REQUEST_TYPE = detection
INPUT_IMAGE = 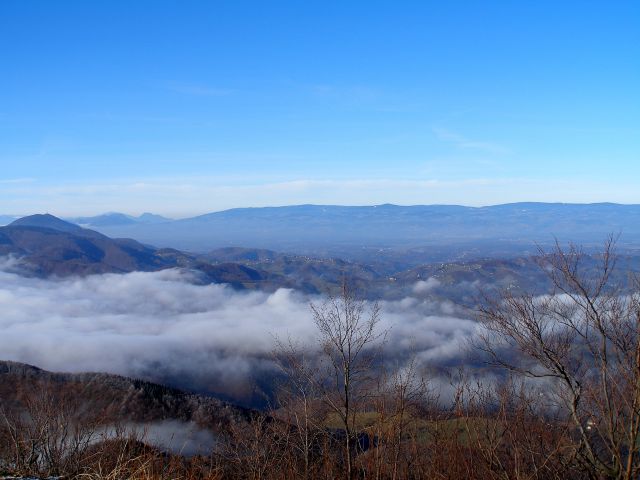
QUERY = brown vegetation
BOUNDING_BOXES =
[2,239,639,479]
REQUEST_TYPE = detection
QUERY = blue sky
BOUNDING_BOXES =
[1,1,638,216]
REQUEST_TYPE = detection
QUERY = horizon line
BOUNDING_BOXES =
[4,200,640,222]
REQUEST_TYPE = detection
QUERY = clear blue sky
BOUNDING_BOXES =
[1,1,638,216]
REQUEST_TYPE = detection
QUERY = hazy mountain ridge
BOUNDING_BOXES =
[0,215,279,284]
[0,215,171,276]
[4,209,640,301]
[51,203,640,259]
[70,212,172,228]
[0,215,19,226]
[10,213,87,234]
[202,247,383,295]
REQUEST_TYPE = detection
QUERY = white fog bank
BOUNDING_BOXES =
[0,260,478,403]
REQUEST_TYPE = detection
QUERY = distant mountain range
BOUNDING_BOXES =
[0,214,378,294]
[33,203,640,262]
[0,215,295,289]
[69,212,172,227]
[3,212,640,302]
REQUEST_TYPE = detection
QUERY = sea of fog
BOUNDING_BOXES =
[0,257,480,406]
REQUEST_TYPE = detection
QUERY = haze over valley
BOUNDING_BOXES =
[2,205,640,408]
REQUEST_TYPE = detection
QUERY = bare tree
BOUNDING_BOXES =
[272,336,328,480]
[221,412,281,480]
[311,283,385,480]
[476,238,640,479]
[452,372,574,480]
[365,353,429,480]
[0,380,104,478]
[387,355,429,480]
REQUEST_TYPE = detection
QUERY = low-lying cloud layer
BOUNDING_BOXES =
[101,421,219,457]
[0,259,478,405]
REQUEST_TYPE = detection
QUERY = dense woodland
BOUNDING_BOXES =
[2,240,640,480]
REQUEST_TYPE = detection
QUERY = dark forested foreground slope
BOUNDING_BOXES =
[0,361,256,478]
[0,360,252,432]
[0,358,558,479]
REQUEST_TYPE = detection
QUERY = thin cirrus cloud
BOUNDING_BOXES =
[433,127,511,155]
[167,82,235,97]
[3,176,638,217]
[308,84,382,103]
[0,177,36,185]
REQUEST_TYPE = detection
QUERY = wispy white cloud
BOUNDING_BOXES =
[433,127,511,155]
[309,84,381,102]
[3,175,639,217]
[304,83,420,113]
[0,177,36,184]
[168,82,234,96]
